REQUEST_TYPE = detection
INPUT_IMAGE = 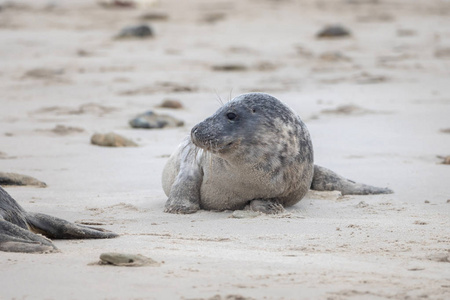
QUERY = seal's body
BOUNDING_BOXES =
[0,186,118,253]
[163,93,392,214]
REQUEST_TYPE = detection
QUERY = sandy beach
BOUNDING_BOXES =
[1,0,449,299]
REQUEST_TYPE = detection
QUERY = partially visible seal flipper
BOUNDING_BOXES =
[25,213,119,239]
[0,219,57,253]
[1,186,118,253]
[246,199,285,214]
[165,172,202,213]
[311,165,393,195]
[164,143,203,214]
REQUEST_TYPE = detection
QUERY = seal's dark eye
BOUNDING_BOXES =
[226,112,236,120]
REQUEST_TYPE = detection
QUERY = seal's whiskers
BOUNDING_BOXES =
[228,88,233,103]
[214,90,224,107]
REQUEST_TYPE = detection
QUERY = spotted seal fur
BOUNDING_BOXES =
[162,93,392,214]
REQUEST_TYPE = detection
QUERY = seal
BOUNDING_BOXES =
[162,93,392,214]
[0,186,118,253]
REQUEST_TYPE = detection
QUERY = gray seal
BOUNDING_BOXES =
[0,186,118,253]
[162,93,392,214]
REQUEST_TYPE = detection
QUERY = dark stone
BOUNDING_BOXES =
[129,111,184,129]
[139,12,169,21]
[91,132,138,147]
[317,25,351,38]
[158,99,183,109]
[116,25,153,39]
[98,252,159,267]
[212,64,248,72]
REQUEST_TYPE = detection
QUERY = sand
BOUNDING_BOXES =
[0,0,449,299]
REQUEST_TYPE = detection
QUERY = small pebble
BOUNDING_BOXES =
[77,49,91,57]
[200,12,226,24]
[424,200,430,204]
[212,64,248,72]
[23,68,64,79]
[434,47,450,59]
[129,111,184,129]
[427,253,450,263]
[355,73,388,84]
[140,12,169,21]
[158,99,183,109]
[407,267,425,271]
[317,25,351,38]
[116,25,153,39]
[98,0,136,8]
[91,132,138,147]
[98,252,159,267]
[413,220,428,225]
[319,51,351,62]
[396,28,416,37]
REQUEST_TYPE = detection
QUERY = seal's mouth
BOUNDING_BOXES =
[191,123,239,154]
[194,139,233,153]
[191,131,236,153]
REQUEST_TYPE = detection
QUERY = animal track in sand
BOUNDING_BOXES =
[320,104,391,116]
[86,202,145,217]
[33,103,117,117]
[119,82,197,96]
[35,125,85,136]
[0,151,17,159]
[22,68,70,84]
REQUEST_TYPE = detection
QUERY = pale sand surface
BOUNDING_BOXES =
[0,0,449,299]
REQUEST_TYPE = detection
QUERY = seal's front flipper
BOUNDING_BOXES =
[26,213,118,239]
[164,142,203,214]
[164,167,202,214]
[164,174,201,214]
[0,219,56,253]
[246,199,285,214]
[311,165,393,195]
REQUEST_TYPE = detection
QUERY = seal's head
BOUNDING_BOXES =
[191,93,313,167]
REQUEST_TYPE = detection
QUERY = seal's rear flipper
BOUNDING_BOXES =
[245,199,285,214]
[0,219,56,253]
[311,165,393,195]
[26,213,119,240]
